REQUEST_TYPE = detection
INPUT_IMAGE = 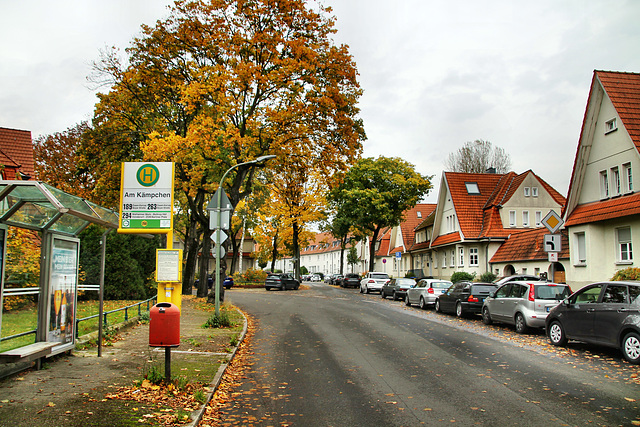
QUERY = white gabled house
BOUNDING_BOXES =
[563,70,640,289]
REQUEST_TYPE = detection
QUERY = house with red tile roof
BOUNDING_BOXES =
[563,70,640,289]
[297,231,367,276]
[425,170,565,281]
[0,127,34,180]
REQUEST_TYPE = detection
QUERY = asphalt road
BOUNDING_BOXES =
[223,282,640,426]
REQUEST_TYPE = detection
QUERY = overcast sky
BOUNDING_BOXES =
[2,1,640,202]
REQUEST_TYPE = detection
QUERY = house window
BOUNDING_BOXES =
[450,250,455,267]
[509,210,516,227]
[600,170,609,199]
[535,211,542,227]
[522,268,527,274]
[624,163,633,193]
[434,253,438,268]
[469,248,478,266]
[442,253,446,268]
[605,118,617,134]
[575,232,586,265]
[534,267,540,276]
[417,211,422,218]
[465,182,480,194]
[524,187,530,197]
[523,211,530,227]
[617,227,633,263]
[459,248,464,266]
[611,167,620,196]
[531,187,538,197]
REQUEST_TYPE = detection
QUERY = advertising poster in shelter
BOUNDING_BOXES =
[47,237,79,346]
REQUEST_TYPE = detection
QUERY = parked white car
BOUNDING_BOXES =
[406,279,453,309]
[360,272,390,294]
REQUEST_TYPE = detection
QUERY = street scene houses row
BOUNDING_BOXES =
[289,70,640,291]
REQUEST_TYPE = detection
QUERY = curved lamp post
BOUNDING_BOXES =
[213,155,276,315]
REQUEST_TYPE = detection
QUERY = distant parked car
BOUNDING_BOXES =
[310,274,322,282]
[330,274,343,286]
[195,274,214,289]
[406,279,453,309]
[265,273,300,291]
[381,278,416,301]
[341,273,361,288]
[482,281,571,333]
[223,276,234,289]
[435,282,498,317]
[546,281,640,364]
[360,272,390,294]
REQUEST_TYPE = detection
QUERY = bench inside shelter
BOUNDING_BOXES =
[0,342,58,364]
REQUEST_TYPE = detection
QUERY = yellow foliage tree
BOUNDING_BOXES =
[3,227,40,311]
[85,0,365,298]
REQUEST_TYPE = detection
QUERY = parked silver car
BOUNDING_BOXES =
[482,281,572,333]
[406,279,453,309]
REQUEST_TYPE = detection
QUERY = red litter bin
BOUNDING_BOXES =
[149,303,180,347]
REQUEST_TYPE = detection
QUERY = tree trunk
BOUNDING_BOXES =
[197,229,212,297]
[238,216,246,274]
[339,235,347,275]
[368,227,381,272]
[181,216,200,295]
[270,229,279,272]
[292,221,300,280]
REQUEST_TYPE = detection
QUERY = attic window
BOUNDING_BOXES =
[605,118,617,134]
[465,182,480,194]
[417,211,422,218]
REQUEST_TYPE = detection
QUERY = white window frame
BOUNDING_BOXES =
[611,166,620,196]
[605,118,618,134]
[509,210,516,227]
[450,250,455,267]
[617,227,633,263]
[524,187,530,197]
[442,253,447,268]
[624,163,633,193]
[531,187,538,197]
[600,170,609,199]
[574,232,586,265]
[469,248,479,266]
[459,247,464,266]
[522,211,529,227]
[535,211,542,227]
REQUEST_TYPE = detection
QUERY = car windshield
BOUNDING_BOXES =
[535,284,571,300]
[267,275,281,279]
[397,279,415,285]
[371,273,390,279]
[431,281,452,289]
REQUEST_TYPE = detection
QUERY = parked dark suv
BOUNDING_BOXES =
[435,282,498,317]
[265,273,300,291]
[546,281,640,364]
[340,273,361,288]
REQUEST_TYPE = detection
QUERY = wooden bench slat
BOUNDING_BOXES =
[0,342,58,363]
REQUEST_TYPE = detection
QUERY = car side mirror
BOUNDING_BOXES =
[488,291,495,298]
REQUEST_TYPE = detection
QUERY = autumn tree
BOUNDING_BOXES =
[33,122,95,200]
[444,139,511,174]
[329,157,432,272]
[86,0,364,297]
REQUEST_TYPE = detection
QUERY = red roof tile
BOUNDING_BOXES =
[431,232,461,247]
[491,228,569,263]
[565,193,640,227]
[400,204,436,249]
[0,127,34,179]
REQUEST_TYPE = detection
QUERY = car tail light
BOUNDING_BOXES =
[428,288,434,294]
[468,296,479,302]
[368,279,375,284]
[528,285,535,301]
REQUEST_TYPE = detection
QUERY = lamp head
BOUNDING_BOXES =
[254,155,277,164]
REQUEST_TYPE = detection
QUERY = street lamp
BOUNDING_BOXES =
[213,155,276,315]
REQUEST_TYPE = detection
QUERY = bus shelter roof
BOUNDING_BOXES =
[0,181,118,236]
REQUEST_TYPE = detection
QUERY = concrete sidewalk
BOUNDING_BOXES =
[0,295,246,427]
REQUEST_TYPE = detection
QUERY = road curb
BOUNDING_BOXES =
[186,306,248,427]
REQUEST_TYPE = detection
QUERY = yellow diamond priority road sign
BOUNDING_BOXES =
[542,210,564,233]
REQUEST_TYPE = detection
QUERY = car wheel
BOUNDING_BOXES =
[405,296,411,306]
[622,332,640,364]
[515,313,528,334]
[281,284,286,291]
[455,302,464,318]
[435,299,441,313]
[548,320,567,346]
[360,286,363,293]
[419,297,427,310]
[393,291,398,301]
[366,287,370,294]
[381,291,386,299]
[482,306,492,325]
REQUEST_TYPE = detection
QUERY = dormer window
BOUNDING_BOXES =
[605,118,617,134]
[465,182,480,194]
